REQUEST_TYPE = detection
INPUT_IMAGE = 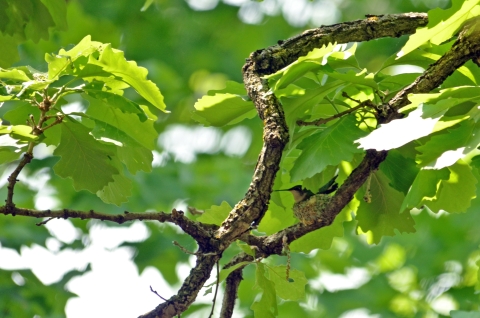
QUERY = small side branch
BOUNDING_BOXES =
[1,206,173,224]
[150,286,168,302]
[6,153,33,213]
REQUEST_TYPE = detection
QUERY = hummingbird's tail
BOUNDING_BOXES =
[317,175,338,194]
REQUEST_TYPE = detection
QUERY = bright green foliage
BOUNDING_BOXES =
[192,81,256,126]
[0,36,165,205]
[399,0,480,57]
[290,115,368,181]
[197,201,232,225]
[3,0,480,317]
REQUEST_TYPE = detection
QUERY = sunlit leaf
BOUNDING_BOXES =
[290,115,367,181]
[88,44,167,112]
[197,201,232,225]
[357,107,445,151]
[416,120,480,168]
[192,93,256,127]
[399,0,480,57]
[265,43,335,90]
[426,160,477,213]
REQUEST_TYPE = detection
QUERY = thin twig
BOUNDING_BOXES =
[297,104,365,126]
[6,153,34,213]
[149,286,167,301]
[36,217,54,226]
[297,94,377,127]
[208,261,220,318]
[172,241,218,256]
[173,241,197,255]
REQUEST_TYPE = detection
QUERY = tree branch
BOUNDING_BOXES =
[138,253,221,318]
[220,266,245,318]
[0,206,217,247]
[215,12,429,243]
[238,20,480,258]
[5,153,33,212]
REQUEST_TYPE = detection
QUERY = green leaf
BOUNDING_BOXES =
[280,79,346,128]
[41,0,68,31]
[0,33,20,67]
[197,201,232,225]
[192,93,256,127]
[0,146,22,164]
[88,44,167,112]
[237,241,256,256]
[416,120,480,168]
[84,94,157,150]
[399,0,480,57]
[205,261,252,288]
[267,265,307,301]
[53,118,118,193]
[96,174,133,205]
[400,168,450,212]
[258,200,296,235]
[404,86,480,113]
[426,160,477,213]
[379,150,419,195]
[323,68,377,90]
[0,68,31,81]
[84,86,148,121]
[265,43,335,90]
[117,144,153,174]
[0,124,38,142]
[251,263,277,318]
[56,35,104,62]
[356,170,415,244]
[290,115,367,181]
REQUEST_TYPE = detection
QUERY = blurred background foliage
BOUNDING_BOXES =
[2,0,480,317]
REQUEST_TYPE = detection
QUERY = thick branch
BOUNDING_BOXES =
[239,21,480,256]
[138,253,221,318]
[215,13,429,243]
[220,267,245,318]
[251,13,428,75]
[0,206,217,246]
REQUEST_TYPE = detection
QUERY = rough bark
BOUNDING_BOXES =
[5,12,480,318]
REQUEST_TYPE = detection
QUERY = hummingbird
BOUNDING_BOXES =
[275,175,338,225]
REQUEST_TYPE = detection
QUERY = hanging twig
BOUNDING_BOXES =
[149,286,167,301]
[208,261,220,318]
